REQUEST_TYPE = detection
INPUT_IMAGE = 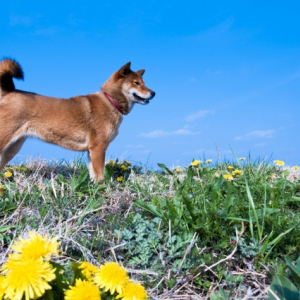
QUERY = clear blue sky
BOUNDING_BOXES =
[1,1,300,168]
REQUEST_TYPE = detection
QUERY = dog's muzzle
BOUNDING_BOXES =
[133,90,156,105]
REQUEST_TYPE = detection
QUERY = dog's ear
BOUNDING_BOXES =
[118,62,132,78]
[136,69,145,76]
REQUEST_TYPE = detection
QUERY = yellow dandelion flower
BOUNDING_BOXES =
[1,257,56,300]
[14,166,20,171]
[116,281,148,300]
[274,160,284,166]
[79,262,99,280]
[0,276,5,299]
[232,170,242,176]
[4,171,12,178]
[108,159,114,164]
[205,159,212,164]
[94,262,129,295]
[227,166,234,170]
[117,176,123,182]
[239,158,245,161]
[214,172,220,178]
[191,160,202,167]
[10,231,60,260]
[223,174,233,181]
[175,166,181,172]
[20,167,27,172]
[121,165,127,171]
[292,166,298,170]
[65,279,101,300]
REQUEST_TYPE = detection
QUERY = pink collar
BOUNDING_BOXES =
[103,92,123,114]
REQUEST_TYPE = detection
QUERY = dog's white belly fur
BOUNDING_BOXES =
[9,125,89,152]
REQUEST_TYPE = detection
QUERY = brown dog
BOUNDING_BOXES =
[0,58,155,182]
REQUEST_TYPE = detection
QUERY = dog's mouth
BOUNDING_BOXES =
[133,93,150,105]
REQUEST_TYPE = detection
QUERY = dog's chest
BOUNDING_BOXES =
[108,115,123,141]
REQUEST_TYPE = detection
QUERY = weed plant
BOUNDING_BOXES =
[0,158,299,299]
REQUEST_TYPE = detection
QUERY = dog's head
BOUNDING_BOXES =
[117,62,155,105]
[101,62,155,114]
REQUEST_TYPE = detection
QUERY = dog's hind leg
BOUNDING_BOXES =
[0,137,27,170]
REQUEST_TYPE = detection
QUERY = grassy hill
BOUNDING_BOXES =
[0,158,299,299]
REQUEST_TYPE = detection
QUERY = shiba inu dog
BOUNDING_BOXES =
[0,58,155,182]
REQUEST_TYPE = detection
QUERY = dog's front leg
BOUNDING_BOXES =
[88,144,107,183]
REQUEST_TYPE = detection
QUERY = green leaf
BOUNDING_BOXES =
[50,261,69,292]
[74,169,89,190]
[157,163,173,175]
[210,292,222,300]
[269,274,300,300]
[39,290,54,300]
[173,186,184,206]
[210,175,224,202]
[226,217,249,222]
[70,262,86,285]
[182,194,197,223]
[219,286,228,299]
[283,170,290,177]
[259,231,274,255]
[185,167,194,183]
[214,174,224,190]
[265,227,295,259]
[291,196,300,202]
[165,200,180,226]
[104,165,114,183]
[0,202,17,213]
[70,175,78,188]
[92,183,106,197]
[0,225,13,233]
[247,208,279,220]
[57,174,67,183]
[285,256,300,290]
[134,199,164,220]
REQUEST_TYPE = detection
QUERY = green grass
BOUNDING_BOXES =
[0,158,300,299]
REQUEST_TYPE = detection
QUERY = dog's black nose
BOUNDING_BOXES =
[151,91,156,98]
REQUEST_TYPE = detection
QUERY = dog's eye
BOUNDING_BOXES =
[134,81,140,85]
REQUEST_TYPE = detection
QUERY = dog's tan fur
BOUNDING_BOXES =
[0,58,155,182]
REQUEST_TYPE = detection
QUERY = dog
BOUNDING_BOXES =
[0,58,155,182]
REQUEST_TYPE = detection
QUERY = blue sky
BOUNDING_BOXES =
[1,1,300,168]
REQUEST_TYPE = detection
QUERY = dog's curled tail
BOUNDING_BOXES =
[0,58,24,97]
